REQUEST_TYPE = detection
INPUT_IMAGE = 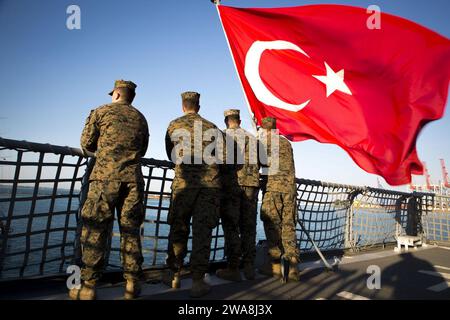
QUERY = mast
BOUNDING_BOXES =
[212,0,259,134]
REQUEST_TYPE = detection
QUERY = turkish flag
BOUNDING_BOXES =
[218,5,450,186]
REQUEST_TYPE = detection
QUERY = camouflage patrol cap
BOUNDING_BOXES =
[181,91,201,105]
[261,117,277,129]
[224,109,240,118]
[108,80,137,96]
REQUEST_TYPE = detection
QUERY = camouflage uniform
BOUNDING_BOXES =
[221,110,260,268]
[165,92,223,278]
[259,118,299,262]
[80,80,149,282]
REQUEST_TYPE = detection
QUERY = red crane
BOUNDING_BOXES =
[423,162,432,191]
[441,159,450,188]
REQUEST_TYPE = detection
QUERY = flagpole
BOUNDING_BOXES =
[211,0,339,273]
[212,0,259,135]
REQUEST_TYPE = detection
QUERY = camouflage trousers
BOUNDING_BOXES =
[221,186,259,268]
[260,191,299,261]
[166,188,220,277]
[80,180,145,282]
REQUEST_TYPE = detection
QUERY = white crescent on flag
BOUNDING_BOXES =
[244,40,311,112]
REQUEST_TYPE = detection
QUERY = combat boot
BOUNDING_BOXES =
[68,280,97,300]
[124,279,142,300]
[162,269,181,289]
[190,274,210,298]
[243,263,256,280]
[216,267,242,282]
[272,262,282,277]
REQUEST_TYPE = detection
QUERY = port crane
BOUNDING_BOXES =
[409,159,449,195]
[441,159,450,188]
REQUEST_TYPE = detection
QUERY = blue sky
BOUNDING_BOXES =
[0,0,448,189]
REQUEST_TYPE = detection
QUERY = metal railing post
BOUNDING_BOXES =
[406,196,419,237]
[344,205,353,251]
[344,190,360,251]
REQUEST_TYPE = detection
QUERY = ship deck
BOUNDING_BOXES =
[1,245,449,300]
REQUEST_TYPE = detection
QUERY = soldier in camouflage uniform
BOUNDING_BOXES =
[164,92,223,298]
[258,117,300,281]
[69,80,149,300]
[216,109,260,282]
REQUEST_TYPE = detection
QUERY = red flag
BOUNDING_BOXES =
[217,4,450,186]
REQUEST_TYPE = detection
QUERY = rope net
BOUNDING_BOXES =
[0,144,85,279]
[0,138,448,281]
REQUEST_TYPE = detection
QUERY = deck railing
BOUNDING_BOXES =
[0,137,448,281]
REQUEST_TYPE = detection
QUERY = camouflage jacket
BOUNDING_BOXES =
[81,102,149,182]
[165,112,222,190]
[259,131,296,194]
[223,127,260,188]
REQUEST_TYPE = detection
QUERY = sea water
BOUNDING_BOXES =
[0,185,415,278]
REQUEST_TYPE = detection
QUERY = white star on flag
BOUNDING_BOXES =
[313,62,352,97]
